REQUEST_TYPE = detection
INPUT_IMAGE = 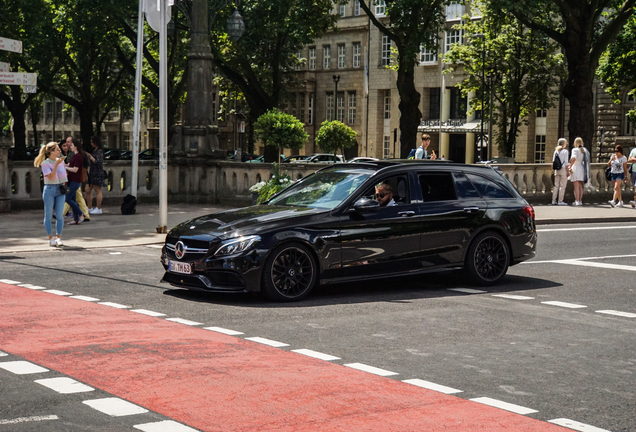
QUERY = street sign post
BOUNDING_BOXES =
[0,37,23,54]
[0,72,37,86]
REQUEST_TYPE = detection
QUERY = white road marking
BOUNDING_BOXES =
[344,363,399,377]
[98,302,130,309]
[292,349,340,361]
[0,351,7,357]
[470,397,538,415]
[492,294,535,300]
[542,301,587,309]
[19,285,46,290]
[548,418,611,432]
[596,310,636,318]
[35,377,94,394]
[42,289,72,296]
[448,288,488,294]
[166,318,202,326]
[245,337,290,348]
[0,415,58,425]
[146,244,163,248]
[109,252,122,255]
[553,260,636,272]
[402,378,463,394]
[82,398,148,417]
[526,254,636,264]
[538,225,636,232]
[134,420,200,432]
[132,309,166,317]
[204,327,244,335]
[70,295,99,302]
[0,361,49,375]
[0,279,21,284]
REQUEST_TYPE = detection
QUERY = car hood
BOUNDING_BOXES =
[168,205,329,239]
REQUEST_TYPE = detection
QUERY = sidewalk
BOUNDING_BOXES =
[1,201,635,254]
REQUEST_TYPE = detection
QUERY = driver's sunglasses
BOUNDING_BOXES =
[375,193,389,198]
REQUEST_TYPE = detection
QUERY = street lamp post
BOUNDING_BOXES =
[472,33,486,162]
[333,75,340,120]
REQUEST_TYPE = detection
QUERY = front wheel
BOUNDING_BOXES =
[262,243,318,302]
[465,231,510,286]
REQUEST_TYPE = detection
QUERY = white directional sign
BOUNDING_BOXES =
[0,37,23,54]
[0,72,37,86]
[0,62,9,72]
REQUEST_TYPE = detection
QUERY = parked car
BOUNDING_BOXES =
[245,155,265,163]
[349,157,379,163]
[139,148,159,160]
[281,155,308,163]
[103,149,122,160]
[229,152,259,162]
[296,153,345,164]
[161,160,537,302]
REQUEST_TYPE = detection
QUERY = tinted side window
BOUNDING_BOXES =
[453,172,480,199]
[466,173,513,199]
[362,175,410,205]
[419,173,457,202]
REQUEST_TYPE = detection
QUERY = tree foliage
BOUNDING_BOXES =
[254,109,308,158]
[315,120,357,155]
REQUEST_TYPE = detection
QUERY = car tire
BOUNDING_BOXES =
[465,231,510,286]
[262,243,318,302]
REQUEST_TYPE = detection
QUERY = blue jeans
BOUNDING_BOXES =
[43,184,65,236]
[65,181,82,222]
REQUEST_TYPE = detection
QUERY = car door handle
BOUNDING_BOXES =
[463,207,480,213]
[398,211,416,217]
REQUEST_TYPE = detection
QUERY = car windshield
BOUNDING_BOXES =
[268,168,373,209]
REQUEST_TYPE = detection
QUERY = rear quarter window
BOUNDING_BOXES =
[419,173,457,202]
[465,173,514,199]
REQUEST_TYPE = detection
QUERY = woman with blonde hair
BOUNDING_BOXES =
[34,142,68,246]
[568,137,588,206]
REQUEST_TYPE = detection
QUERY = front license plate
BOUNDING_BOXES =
[169,261,192,275]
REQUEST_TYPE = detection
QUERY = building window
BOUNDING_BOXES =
[338,44,346,68]
[383,135,390,158]
[326,92,334,121]
[419,39,438,64]
[290,93,297,118]
[55,101,63,122]
[348,92,357,125]
[337,92,345,122]
[309,47,316,70]
[352,42,361,68]
[381,35,391,66]
[323,45,331,69]
[429,88,440,120]
[450,87,467,119]
[445,29,462,53]
[299,93,305,123]
[384,90,391,119]
[534,135,546,163]
[354,0,361,15]
[124,134,131,149]
[536,108,547,118]
[340,3,346,17]
[375,0,386,16]
[308,93,314,125]
[446,1,462,21]
[294,51,303,70]
[626,113,635,136]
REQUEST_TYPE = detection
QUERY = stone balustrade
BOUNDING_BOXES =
[7,160,626,210]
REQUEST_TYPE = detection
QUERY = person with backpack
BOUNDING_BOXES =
[551,138,569,205]
[415,135,436,159]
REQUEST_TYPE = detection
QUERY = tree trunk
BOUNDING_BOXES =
[562,54,595,153]
[78,102,95,148]
[396,61,421,158]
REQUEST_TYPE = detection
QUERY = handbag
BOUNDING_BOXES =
[59,184,69,194]
[81,167,88,183]
[605,166,612,181]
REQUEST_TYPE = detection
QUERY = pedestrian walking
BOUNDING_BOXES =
[62,137,90,222]
[568,137,588,206]
[64,140,86,225]
[85,136,106,215]
[628,145,636,208]
[551,138,569,206]
[34,142,67,247]
[608,144,628,207]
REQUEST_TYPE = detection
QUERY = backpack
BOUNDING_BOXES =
[407,148,417,159]
[552,151,563,170]
[121,194,137,215]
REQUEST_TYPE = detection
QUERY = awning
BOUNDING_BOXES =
[418,120,488,134]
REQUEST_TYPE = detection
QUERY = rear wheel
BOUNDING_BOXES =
[262,243,318,302]
[465,231,509,285]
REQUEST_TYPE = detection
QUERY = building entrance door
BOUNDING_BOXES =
[449,134,466,163]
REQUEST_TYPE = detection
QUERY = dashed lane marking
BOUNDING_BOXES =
[165,318,202,326]
[19,285,46,290]
[344,363,399,377]
[402,378,463,394]
[537,226,636,232]
[548,418,611,432]
[98,302,130,309]
[35,377,94,394]
[596,310,636,318]
[0,360,49,374]
[70,295,99,302]
[0,279,21,284]
[134,420,200,432]
[83,398,148,417]
[245,337,290,347]
[448,288,488,294]
[0,415,58,425]
[292,349,340,361]
[470,397,538,415]
[0,351,7,357]
[203,326,244,335]
[492,294,535,300]
[42,289,72,296]
[132,309,166,317]
[541,301,587,309]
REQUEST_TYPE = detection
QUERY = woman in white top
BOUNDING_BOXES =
[568,137,587,206]
[608,144,628,207]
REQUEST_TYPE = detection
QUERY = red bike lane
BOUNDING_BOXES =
[0,283,567,431]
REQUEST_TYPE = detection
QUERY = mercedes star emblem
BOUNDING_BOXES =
[175,241,186,259]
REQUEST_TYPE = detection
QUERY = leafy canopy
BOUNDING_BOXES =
[315,120,357,155]
[254,109,308,151]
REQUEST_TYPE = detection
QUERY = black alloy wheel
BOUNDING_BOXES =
[466,231,510,285]
[262,243,317,302]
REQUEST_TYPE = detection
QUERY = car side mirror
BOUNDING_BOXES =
[351,197,380,213]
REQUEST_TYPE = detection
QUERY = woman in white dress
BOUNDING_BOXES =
[568,137,587,206]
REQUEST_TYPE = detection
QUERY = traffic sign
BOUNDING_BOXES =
[0,37,23,54]
[0,72,37,86]
[0,61,9,72]
[23,85,37,93]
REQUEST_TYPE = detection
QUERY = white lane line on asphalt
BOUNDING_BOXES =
[165,318,202,326]
[203,327,244,335]
[402,378,463,394]
[19,285,46,290]
[42,289,72,296]
[542,301,587,309]
[596,310,636,318]
[98,302,130,309]
[0,415,58,425]
[134,420,200,432]
[292,349,341,361]
[492,294,535,300]
[70,295,99,302]
[109,252,122,255]
[538,225,636,232]
[448,288,488,294]
[0,351,7,357]
[35,377,94,394]
[548,418,611,432]
[526,254,636,264]
[146,245,163,249]
[0,361,49,375]
[344,363,399,377]
[470,397,538,415]
[83,398,148,417]
[132,309,166,317]
[553,260,636,272]
[245,337,290,348]
[0,279,21,284]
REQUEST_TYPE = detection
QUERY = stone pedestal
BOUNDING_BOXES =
[0,136,12,213]
[169,124,224,158]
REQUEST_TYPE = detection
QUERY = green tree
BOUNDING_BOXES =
[315,120,357,156]
[254,109,308,161]
[489,0,636,153]
[444,2,564,157]
[358,0,447,158]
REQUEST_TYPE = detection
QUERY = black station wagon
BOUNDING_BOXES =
[161,161,537,301]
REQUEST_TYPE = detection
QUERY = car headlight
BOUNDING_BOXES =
[214,235,261,257]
